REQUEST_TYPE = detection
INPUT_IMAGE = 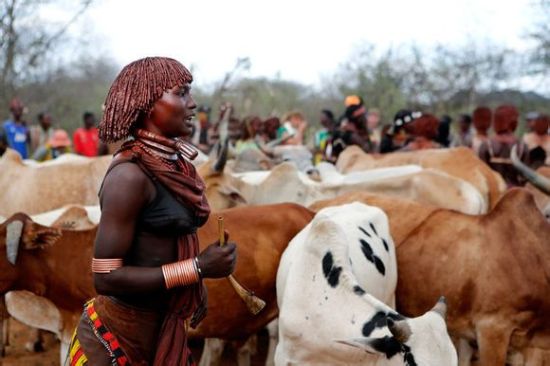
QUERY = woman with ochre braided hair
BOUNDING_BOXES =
[69,57,237,365]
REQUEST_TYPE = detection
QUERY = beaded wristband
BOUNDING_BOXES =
[161,258,199,289]
[92,258,123,273]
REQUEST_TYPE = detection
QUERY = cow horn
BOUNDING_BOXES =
[6,220,23,265]
[212,138,229,173]
[511,145,550,195]
[387,318,411,343]
[431,296,448,319]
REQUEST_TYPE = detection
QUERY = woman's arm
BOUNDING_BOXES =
[93,163,166,295]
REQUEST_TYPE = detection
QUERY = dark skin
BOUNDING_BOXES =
[94,84,237,309]
[458,118,471,134]
[39,114,52,131]
[84,114,96,130]
[11,105,24,123]
[320,112,334,131]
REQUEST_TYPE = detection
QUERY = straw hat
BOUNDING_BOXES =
[48,129,72,148]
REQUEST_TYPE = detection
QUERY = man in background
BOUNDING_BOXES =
[367,108,382,148]
[314,109,336,163]
[30,112,55,159]
[73,111,99,157]
[2,98,30,158]
[451,114,473,148]
[479,105,529,187]
[471,106,492,156]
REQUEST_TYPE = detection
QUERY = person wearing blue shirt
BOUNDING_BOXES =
[2,98,29,158]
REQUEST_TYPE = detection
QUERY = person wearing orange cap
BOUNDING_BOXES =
[479,105,529,187]
[341,99,373,151]
[2,98,30,158]
[344,95,362,108]
[34,129,72,161]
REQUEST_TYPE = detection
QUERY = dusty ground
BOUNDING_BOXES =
[1,319,270,366]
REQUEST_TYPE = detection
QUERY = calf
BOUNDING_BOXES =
[276,203,457,365]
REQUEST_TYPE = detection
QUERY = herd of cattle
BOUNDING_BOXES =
[0,138,549,366]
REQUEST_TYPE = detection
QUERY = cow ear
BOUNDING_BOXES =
[218,185,247,205]
[337,336,402,358]
[5,290,62,335]
[21,219,61,250]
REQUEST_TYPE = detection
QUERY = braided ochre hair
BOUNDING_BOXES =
[99,57,193,142]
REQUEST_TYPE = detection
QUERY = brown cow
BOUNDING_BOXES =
[0,204,313,360]
[336,145,506,209]
[524,166,550,222]
[310,189,550,365]
[510,145,550,221]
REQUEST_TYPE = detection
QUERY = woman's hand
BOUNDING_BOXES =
[198,232,237,278]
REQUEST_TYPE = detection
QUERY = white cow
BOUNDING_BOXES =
[276,203,457,365]
[222,162,486,215]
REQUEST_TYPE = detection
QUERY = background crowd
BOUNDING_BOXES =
[1,93,549,189]
[188,95,549,188]
[0,98,106,161]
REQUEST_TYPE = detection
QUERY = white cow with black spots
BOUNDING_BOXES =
[275,202,457,365]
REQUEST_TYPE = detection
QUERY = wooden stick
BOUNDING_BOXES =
[217,216,266,315]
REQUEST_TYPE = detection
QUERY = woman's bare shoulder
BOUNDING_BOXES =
[100,162,154,209]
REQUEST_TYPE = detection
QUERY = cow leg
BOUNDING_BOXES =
[523,348,550,366]
[0,318,6,357]
[198,338,225,366]
[25,328,45,352]
[0,296,9,356]
[265,320,278,366]
[457,338,474,366]
[476,321,513,366]
[236,336,256,366]
[507,350,524,366]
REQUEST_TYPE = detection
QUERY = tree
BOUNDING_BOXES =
[0,0,93,106]
[329,44,408,123]
[528,0,550,73]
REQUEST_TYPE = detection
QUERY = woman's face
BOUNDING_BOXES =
[149,83,196,138]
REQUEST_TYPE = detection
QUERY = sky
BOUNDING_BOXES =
[65,0,538,87]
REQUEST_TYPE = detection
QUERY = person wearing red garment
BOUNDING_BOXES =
[73,112,100,157]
